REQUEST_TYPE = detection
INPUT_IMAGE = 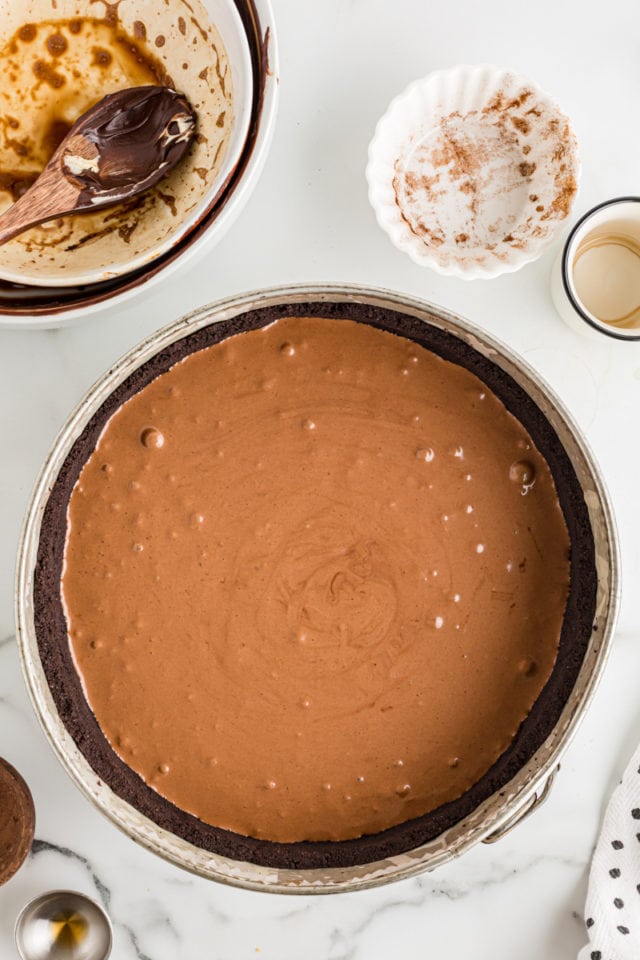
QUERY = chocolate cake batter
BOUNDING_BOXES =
[61,316,570,844]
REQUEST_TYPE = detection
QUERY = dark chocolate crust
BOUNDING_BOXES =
[33,300,597,870]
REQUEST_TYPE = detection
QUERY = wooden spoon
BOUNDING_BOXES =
[0,85,197,246]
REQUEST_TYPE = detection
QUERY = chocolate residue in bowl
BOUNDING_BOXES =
[0,14,170,164]
[0,0,264,314]
[0,168,39,202]
[0,0,236,281]
[0,11,172,241]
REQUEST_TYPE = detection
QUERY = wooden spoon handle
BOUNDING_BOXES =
[0,163,81,245]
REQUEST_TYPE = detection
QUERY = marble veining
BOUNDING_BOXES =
[29,839,156,960]
[30,839,112,910]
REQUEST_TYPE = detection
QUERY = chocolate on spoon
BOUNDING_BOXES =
[0,86,197,246]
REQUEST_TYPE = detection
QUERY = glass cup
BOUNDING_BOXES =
[551,196,640,341]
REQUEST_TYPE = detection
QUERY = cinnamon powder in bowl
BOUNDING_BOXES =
[367,65,579,279]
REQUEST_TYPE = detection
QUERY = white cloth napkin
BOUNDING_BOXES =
[578,741,640,960]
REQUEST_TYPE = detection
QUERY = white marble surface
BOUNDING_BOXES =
[1,0,640,956]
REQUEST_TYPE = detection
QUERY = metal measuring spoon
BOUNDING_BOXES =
[15,890,112,960]
[0,85,197,245]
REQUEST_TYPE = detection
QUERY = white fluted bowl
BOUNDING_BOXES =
[367,65,580,279]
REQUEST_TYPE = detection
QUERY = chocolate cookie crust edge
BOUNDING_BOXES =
[32,300,597,870]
